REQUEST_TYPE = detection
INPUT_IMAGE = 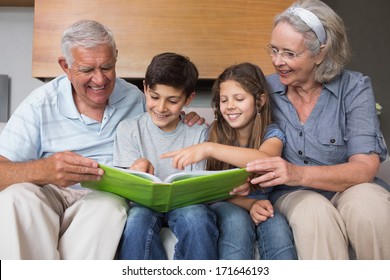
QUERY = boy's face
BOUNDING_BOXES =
[144,83,194,132]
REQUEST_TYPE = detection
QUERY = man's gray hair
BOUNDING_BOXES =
[61,20,117,66]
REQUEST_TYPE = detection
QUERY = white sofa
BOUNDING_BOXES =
[0,122,5,133]
[1,121,389,259]
[161,157,390,260]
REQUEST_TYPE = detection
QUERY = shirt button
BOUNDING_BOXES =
[304,160,309,164]
[299,132,303,136]
[330,138,336,143]
[298,150,303,155]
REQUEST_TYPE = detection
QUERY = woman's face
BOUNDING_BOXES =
[269,22,322,88]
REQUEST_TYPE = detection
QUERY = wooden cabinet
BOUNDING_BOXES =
[0,0,34,6]
[32,0,293,79]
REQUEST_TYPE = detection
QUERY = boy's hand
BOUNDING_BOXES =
[130,158,155,175]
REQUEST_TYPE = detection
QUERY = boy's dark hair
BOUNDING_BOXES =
[144,52,199,98]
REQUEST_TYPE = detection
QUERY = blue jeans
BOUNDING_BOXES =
[211,202,255,259]
[256,210,297,259]
[117,203,218,260]
[211,201,297,260]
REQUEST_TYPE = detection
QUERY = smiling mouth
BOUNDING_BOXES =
[154,112,169,119]
[227,113,241,120]
[278,69,292,75]
[89,85,105,91]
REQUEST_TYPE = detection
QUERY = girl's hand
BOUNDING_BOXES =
[161,143,212,169]
[130,158,155,175]
[249,200,274,225]
[229,178,251,196]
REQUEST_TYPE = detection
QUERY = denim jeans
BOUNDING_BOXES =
[256,210,297,259]
[211,201,297,260]
[117,203,218,260]
[211,201,255,259]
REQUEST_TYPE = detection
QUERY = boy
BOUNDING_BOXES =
[113,52,218,259]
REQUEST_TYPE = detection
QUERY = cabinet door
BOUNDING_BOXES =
[32,0,294,79]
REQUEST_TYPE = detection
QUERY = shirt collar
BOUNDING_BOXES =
[269,73,341,98]
[322,75,341,98]
[108,78,130,105]
[57,76,80,120]
[58,76,128,119]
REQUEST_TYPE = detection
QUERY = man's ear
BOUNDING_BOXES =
[185,92,196,106]
[58,56,70,75]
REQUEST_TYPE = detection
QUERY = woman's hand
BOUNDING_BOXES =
[246,156,302,188]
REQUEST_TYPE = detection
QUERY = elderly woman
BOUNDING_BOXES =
[246,0,390,259]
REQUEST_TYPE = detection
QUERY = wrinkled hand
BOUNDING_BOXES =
[182,111,206,126]
[250,200,274,225]
[161,143,209,169]
[43,151,103,188]
[130,158,155,174]
[246,156,301,188]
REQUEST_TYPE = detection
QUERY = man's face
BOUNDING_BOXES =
[62,44,117,112]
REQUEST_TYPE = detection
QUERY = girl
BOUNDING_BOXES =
[162,62,297,259]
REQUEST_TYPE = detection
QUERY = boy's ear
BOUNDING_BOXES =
[143,80,147,93]
[184,92,196,106]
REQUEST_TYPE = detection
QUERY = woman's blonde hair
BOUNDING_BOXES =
[275,0,351,82]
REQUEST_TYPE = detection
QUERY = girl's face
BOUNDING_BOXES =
[269,22,323,88]
[219,80,257,135]
[144,83,194,132]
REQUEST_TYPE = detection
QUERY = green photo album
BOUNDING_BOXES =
[81,164,251,212]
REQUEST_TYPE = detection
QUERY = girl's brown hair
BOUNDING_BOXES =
[206,62,272,170]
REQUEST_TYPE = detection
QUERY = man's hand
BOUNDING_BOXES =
[41,151,103,188]
[182,111,205,126]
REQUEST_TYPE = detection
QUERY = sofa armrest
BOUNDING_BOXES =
[377,158,390,185]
